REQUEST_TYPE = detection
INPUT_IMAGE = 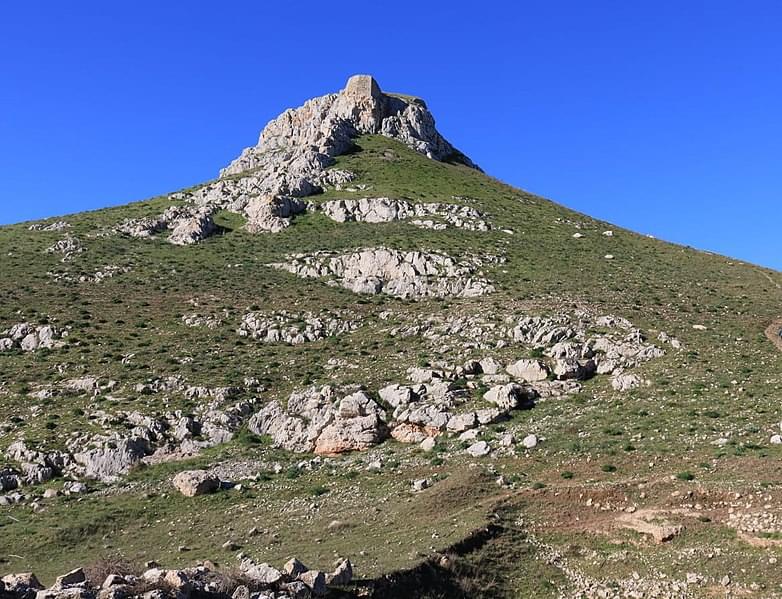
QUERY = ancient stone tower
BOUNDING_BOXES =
[344,74,382,101]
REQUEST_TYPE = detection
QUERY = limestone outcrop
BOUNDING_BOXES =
[46,236,84,261]
[0,323,66,352]
[116,205,216,245]
[319,197,490,231]
[238,310,358,345]
[269,247,495,298]
[248,387,388,455]
[124,75,480,239]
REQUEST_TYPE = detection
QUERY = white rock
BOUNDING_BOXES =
[172,470,220,497]
[419,437,436,452]
[412,478,431,492]
[506,359,549,382]
[521,434,538,449]
[466,441,491,457]
[611,373,642,392]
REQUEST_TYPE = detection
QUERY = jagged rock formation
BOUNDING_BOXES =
[2,380,257,483]
[248,388,388,455]
[238,310,358,344]
[319,197,490,230]
[269,248,495,298]
[242,196,308,233]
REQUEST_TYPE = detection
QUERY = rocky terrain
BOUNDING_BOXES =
[1,75,782,598]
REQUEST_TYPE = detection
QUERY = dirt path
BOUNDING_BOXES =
[760,270,782,290]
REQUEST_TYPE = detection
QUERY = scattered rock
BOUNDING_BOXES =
[116,205,216,245]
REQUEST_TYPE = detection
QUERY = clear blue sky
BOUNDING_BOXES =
[1,1,780,269]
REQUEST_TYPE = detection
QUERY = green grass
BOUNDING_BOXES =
[1,134,782,596]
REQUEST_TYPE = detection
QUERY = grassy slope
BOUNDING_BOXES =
[1,135,781,594]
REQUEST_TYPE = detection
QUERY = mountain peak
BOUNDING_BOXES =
[219,75,477,181]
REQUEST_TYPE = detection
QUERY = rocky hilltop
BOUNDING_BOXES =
[2,76,782,599]
[116,76,477,240]
[220,74,478,178]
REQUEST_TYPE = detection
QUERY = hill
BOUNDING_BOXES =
[1,76,782,599]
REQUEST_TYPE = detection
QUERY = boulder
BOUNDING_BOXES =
[419,437,437,452]
[412,479,431,492]
[73,436,150,482]
[167,207,216,245]
[446,412,477,433]
[478,357,502,375]
[172,470,220,497]
[2,574,43,599]
[231,586,250,599]
[314,414,388,455]
[53,569,86,590]
[325,559,353,586]
[101,576,126,590]
[391,423,436,444]
[283,558,308,577]
[506,359,549,382]
[297,570,326,596]
[483,384,535,410]
[240,561,282,585]
[466,441,491,457]
[552,358,596,381]
[475,408,502,425]
[379,384,416,407]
